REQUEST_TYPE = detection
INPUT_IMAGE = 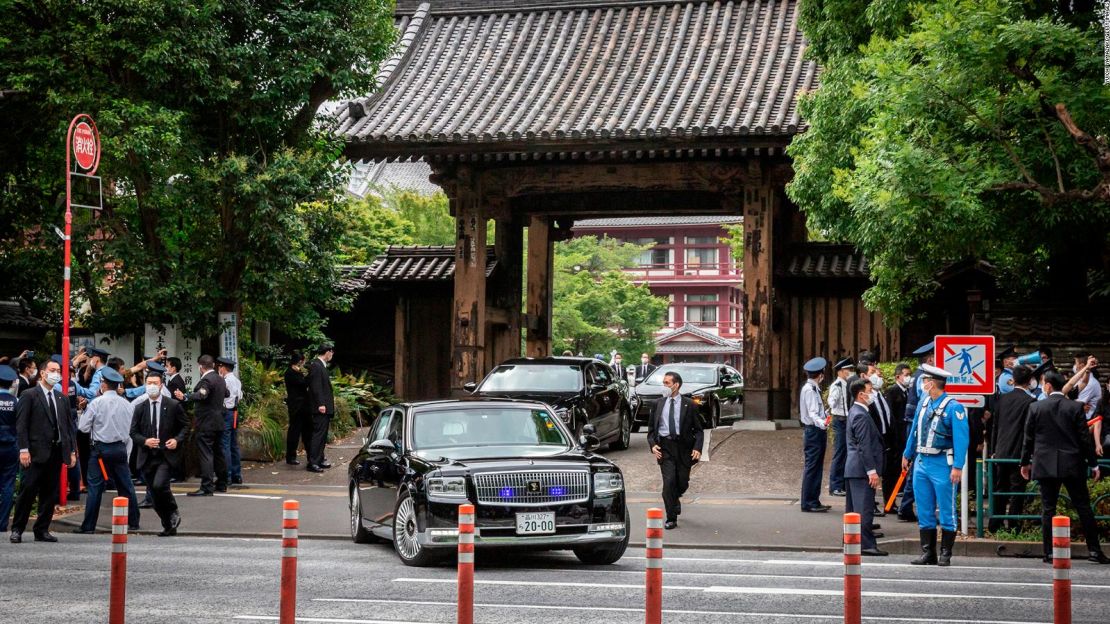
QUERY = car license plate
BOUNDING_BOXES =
[515,511,555,535]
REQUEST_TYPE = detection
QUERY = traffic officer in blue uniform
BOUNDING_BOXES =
[902,363,970,566]
[0,365,19,532]
[898,340,935,522]
[75,346,111,400]
[995,344,1017,395]
[799,357,831,513]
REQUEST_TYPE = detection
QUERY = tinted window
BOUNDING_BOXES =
[593,365,612,385]
[370,410,394,442]
[480,365,583,392]
[642,365,717,385]
[411,407,570,450]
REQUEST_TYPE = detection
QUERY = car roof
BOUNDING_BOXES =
[495,357,596,366]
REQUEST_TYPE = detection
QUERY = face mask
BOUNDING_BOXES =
[863,392,875,405]
[45,372,62,386]
[28,369,38,379]
[869,374,884,391]
[145,384,161,398]
[1030,380,1039,391]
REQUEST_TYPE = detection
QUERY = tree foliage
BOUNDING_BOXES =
[790,0,1110,319]
[0,0,396,340]
[552,236,670,357]
[335,197,415,265]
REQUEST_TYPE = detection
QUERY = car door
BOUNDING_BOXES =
[359,408,404,529]
[589,363,621,438]
[719,367,744,418]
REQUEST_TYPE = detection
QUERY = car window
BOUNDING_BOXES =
[480,365,583,392]
[727,367,743,383]
[370,409,393,442]
[411,407,571,450]
[642,365,717,385]
[594,365,612,385]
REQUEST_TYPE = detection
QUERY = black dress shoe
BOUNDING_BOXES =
[817,504,833,511]
[186,490,213,497]
[157,527,177,537]
[71,528,96,534]
[319,461,333,469]
[872,531,885,538]
[870,523,881,530]
[830,489,847,497]
[170,512,181,530]
[874,509,886,517]
[1089,551,1110,564]
[231,477,243,485]
[861,548,889,556]
[215,485,228,493]
[286,459,301,466]
[306,464,324,473]
[138,500,154,509]
[801,506,828,513]
[897,512,917,522]
[664,521,677,530]
[10,531,22,543]
[1042,556,1053,564]
[34,532,58,542]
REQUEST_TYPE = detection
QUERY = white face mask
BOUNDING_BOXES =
[45,372,62,386]
[869,374,884,391]
[146,384,161,397]
[1030,380,1039,391]
[28,369,38,380]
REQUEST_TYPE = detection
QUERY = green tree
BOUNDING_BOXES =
[790,0,1110,319]
[384,189,455,246]
[0,1,396,340]
[334,197,415,264]
[552,236,669,357]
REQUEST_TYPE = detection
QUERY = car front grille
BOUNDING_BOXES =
[473,470,591,506]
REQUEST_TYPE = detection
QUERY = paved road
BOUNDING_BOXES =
[2,536,1106,623]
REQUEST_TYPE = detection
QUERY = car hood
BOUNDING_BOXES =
[412,448,614,472]
[633,382,712,398]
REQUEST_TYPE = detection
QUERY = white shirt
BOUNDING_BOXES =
[223,371,243,410]
[1076,372,1102,417]
[828,377,848,417]
[799,379,827,429]
[657,394,681,437]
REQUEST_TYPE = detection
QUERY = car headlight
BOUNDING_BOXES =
[553,407,572,423]
[593,471,624,495]
[690,393,706,405]
[427,476,468,498]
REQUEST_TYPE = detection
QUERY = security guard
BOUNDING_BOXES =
[827,357,854,497]
[799,357,831,513]
[902,364,969,566]
[995,344,1017,395]
[0,365,19,532]
[76,367,141,532]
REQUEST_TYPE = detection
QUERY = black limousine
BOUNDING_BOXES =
[348,398,629,566]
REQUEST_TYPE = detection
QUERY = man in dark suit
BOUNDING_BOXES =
[10,358,76,543]
[863,363,898,514]
[165,357,187,398]
[15,357,36,398]
[885,363,912,501]
[131,369,189,535]
[846,378,887,556]
[306,343,336,473]
[1020,371,1109,564]
[989,366,1035,532]
[174,355,228,496]
[634,353,657,384]
[647,371,703,530]
[610,353,625,381]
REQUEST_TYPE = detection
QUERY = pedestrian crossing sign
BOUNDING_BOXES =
[934,335,995,395]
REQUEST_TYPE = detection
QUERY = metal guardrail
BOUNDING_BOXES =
[974,457,1110,538]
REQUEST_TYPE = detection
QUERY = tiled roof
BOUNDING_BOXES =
[339,246,498,289]
[655,342,742,354]
[655,322,742,351]
[0,299,50,329]
[347,160,441,197]
[778,243,869,280]
[337,0,818,156]
[574,216,743,228]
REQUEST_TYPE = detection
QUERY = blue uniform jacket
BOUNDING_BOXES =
[903,392,970,468]
[903,368,925,422]
[0,390,16,447]
[846,402,883,478]
[75,365,107,400]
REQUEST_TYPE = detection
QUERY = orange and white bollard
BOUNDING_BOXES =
[458,503,475,624]
[843,512,862,624]
[645,508,664,624]
[109,496,128,624]
[280,500,299,624]
[1052,515,1071,624]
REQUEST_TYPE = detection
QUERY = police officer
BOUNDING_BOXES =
[995,344,1018,396]
[827,357,854,497]
[175,355,228,495]
[217,356,244,485]
[899,341,936,523]
[799,357,832,513]
[76,367,141,532]
[902,364,969,566]
[74,346,111,400]
[0,365,19,532]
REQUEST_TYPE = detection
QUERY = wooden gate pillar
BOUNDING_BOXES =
[525,215,554,357]
[450,175,488,394]
[488,211,523,366]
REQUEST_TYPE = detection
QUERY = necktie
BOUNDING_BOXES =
[877,396,888,435]
[47,391,59,442]
[666,397,677,439]
[151,401,160,439]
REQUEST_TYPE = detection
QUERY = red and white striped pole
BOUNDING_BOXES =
[645,507,664,624]
[280,500,299,624]
[458,503,475,624]
[109,496,128,624]
[1052,515,1071,624]
[843,512,862,624]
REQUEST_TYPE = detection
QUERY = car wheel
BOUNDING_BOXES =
[573,508,630,565]
[350,485,375,544]
[712,400,721,428]
[609,406,631,451]
[393,492,438,567]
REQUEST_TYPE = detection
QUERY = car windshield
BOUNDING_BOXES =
[642,365,717,385]
[479,364,582,393]
[411,407,572,451]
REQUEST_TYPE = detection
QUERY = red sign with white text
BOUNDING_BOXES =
[935,335,995,395]
[72,121,98,170]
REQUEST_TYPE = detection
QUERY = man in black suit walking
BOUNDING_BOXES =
[647,371,703,530]
[11,358,76,543]
[306,343,335,473]
[1020,371,1109,564]
[131,369,189,536]
[846,378,887,556]
[174,355,228,496]
[990,366,1035,532]
[634,353,657,384]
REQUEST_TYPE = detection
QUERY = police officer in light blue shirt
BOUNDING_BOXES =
[75,346,111,400]
[902,364,969,567]
[0,365,20,532]
[799,357,831,513]
[76,367,141,532]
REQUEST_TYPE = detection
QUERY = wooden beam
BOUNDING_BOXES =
[739,176,775,420]
[394,297,407,400]
[525,215,554,358]
[450,183,488,393]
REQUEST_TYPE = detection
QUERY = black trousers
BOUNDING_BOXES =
[308,412,332,467]
[846,477,877,550]
[1038,477,1103,557]
[76,430,92,487]
[195,430,227,493]
[142,458,179,529]
[989,462,1028,531]
[286,407,312,462]
[11,444,62,535]
[881,446,902,510]
[658,437,692,522]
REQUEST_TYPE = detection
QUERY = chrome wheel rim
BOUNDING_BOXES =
[394,497,421,560]
[350,488,359,539]
[621,410,630,446]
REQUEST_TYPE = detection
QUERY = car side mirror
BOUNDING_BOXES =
[589,383,607,393]
[368,439,395,454]
[582,423,597,435]
[579,434,600,451]
[463,381,478,393]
